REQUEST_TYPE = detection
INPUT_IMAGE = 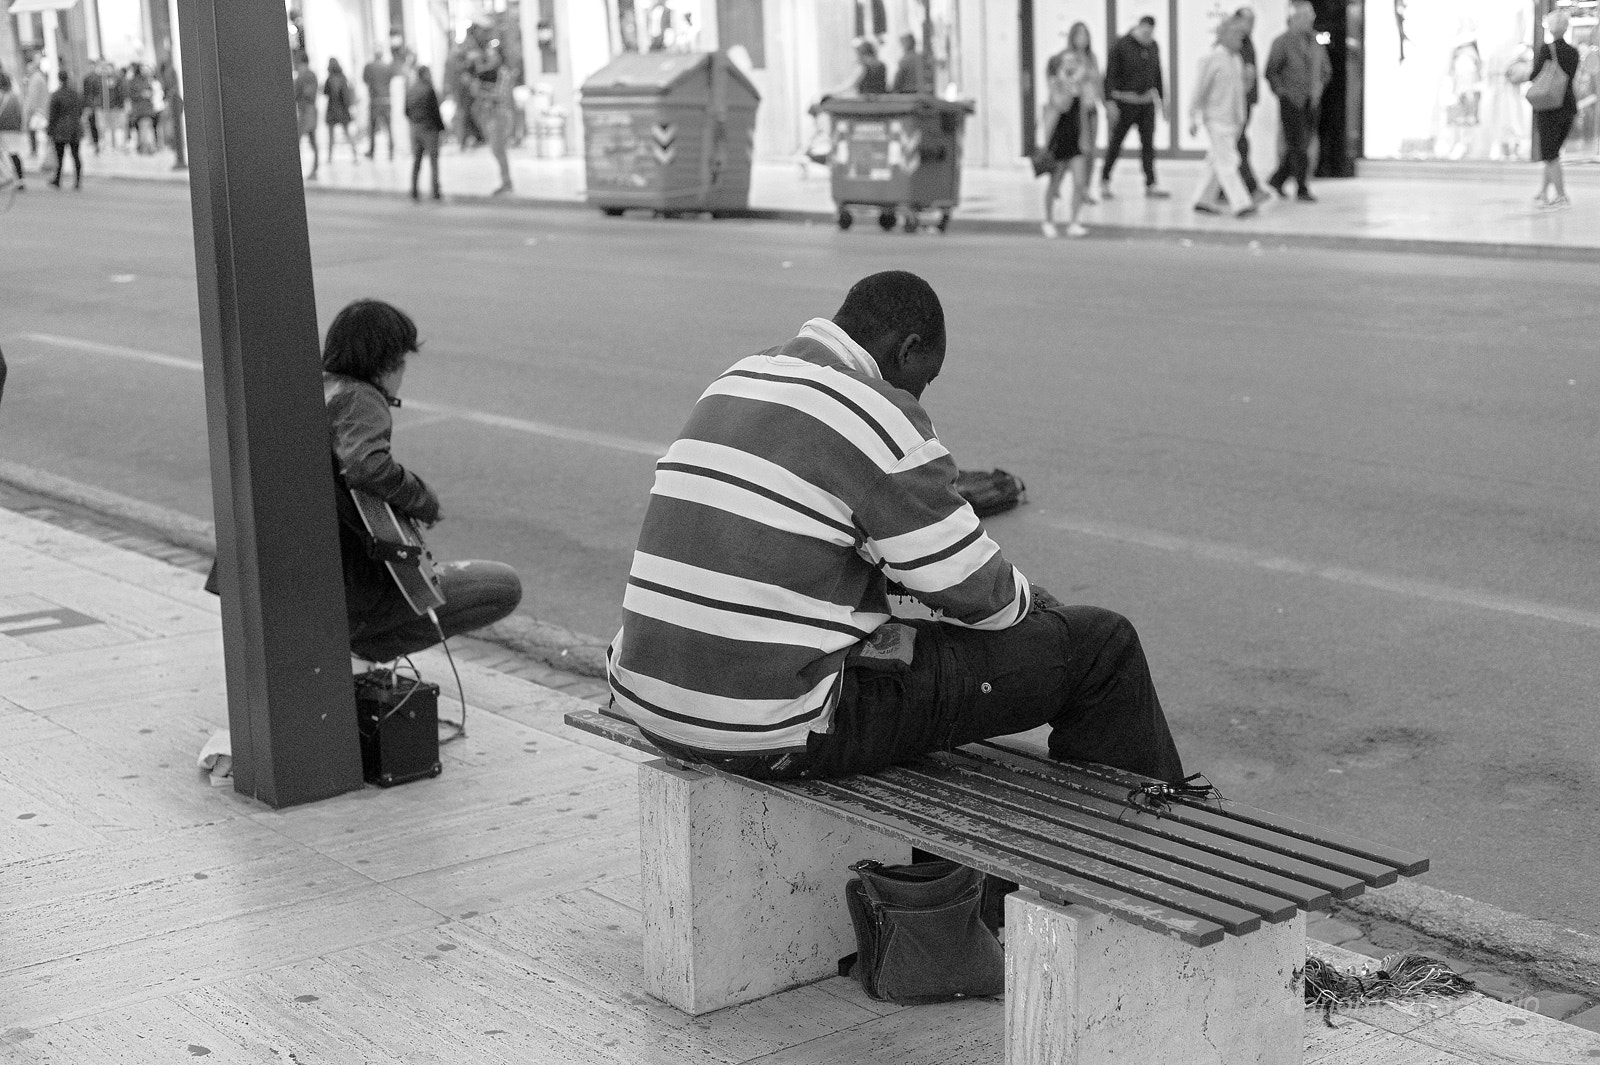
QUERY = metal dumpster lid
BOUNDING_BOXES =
[579,51,760,100]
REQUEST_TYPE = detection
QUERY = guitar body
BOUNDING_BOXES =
[348,489,447,616]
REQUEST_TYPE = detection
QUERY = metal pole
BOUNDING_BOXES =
[175,0,364,808]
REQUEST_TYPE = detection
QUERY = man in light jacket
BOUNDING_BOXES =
[1265,0,1330,202]
[1189,16,1255,218]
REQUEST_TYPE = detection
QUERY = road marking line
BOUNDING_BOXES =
[19,332,670,458]
[1037,513,1600,631]
[23,332,1597,630]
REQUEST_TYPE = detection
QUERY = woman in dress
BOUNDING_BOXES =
[1532,10,1579,209]
[323,58,360,164]
[1040,22,1100,238]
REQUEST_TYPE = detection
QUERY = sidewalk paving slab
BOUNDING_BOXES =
[1,505,1598,1062]
[63,140,1600,259]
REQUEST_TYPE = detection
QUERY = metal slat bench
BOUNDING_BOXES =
[565,708,1428,1065]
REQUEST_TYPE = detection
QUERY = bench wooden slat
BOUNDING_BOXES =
[927,751,1365,901]
[783,778,1230,946]
[809,776,1266,936]
[963,743,1406,886]
[869,768,1302,922]
[889,760,1333,912]
[1029,752,1431,877]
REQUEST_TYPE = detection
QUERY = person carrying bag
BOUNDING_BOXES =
[1525,42,1571,111]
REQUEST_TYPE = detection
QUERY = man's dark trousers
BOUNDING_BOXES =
[1102,101,1158,188]
[1270,99,1315,193]
[664,596,1187,785]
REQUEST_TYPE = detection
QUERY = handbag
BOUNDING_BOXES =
[1029,145,1055,176]
[840,858,1006,1004]
[1526,44,1570,112]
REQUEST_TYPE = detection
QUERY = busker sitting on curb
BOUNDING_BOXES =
[321,299,522,661]
[607,270,1187,783]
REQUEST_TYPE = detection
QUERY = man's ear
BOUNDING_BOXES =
[895,333,922,367]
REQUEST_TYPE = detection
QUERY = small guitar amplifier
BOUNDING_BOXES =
[354,670,443,787]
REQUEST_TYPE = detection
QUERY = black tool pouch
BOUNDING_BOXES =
[839,858,1006,1004]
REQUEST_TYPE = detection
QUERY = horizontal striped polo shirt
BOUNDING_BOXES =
[608,317,1031,755]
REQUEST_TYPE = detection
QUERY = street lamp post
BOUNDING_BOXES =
[175,0,364,808]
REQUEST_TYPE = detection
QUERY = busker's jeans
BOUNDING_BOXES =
[1102,100,1158,187]
[654,592,1186,786]
[350,559,520,661]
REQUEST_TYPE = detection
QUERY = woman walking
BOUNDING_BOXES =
[0,74,27,192]
[1531,10,1579,209]
[324,58,359,164]
[1040,22,1100,238]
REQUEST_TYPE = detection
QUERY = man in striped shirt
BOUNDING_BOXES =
[609,271,1184,783]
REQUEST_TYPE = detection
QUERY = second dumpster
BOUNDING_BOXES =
[580,52,760,216]
[820,95,975,232]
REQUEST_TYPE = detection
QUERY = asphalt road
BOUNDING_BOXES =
[3,181,1597,932]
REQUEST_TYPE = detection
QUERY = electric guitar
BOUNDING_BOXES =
[348,488,446,616]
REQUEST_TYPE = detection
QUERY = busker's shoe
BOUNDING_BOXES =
[1192,201,1221,214]
[1066,222,1089,238]
[1233,205,1258,218]
[1145,185,1172,199]
[1040,221,1059,238]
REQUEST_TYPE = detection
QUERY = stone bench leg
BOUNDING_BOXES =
[1005,891,1305,1065]
[638,758,911,1015]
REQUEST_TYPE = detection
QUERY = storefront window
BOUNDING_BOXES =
[1363,0,1598,161]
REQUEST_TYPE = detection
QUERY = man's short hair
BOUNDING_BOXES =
[833,271,945,352]
[1137,15,1156,26]
[322,299,419,381]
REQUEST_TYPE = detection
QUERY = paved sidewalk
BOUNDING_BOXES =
[49,139,1600,258]
[1,502,1599,1062]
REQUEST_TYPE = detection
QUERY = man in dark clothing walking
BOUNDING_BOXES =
[405,65,445,200]
[1100,15,1171,200]
[46,69,83,189]
[1265,0,1330,202]
[362,49,395,160]
[80,63,102,153]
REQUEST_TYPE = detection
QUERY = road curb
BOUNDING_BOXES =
[100,168,1600,263]
[1342,881,1600,998]
[0,458,610,679]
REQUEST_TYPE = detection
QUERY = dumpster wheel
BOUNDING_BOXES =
[836,208,854,230]
[903,213,920,234]
[602,207,625,217]
[877,210,897,232]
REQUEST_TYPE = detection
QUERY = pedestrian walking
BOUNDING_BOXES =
[1232,7,1267,203]
[294,54,320,180]
[1531,10,1579,210]
[158,59,185,169]
[80,61,103,153]
[0,74,27,193]
[361,48,395,160]
[405,65,445,201]
[891,33,932,94]
[1188,17,1255,219]
[1100,16,1171,200]
[470,41,514,195]
[324,58,359,164]
[1039,22,1100,239]
[1265,0,1330,202]
[45,69,84,189]
[104,62,127,152]
[22,59,48,162]
[126,63,156,154]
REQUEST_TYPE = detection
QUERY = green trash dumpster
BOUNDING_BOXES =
[820,95,975,232]
[581,52,760,216]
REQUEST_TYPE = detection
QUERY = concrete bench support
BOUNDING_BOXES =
[638,759,912,1015]
[1005,891,1305,1065]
